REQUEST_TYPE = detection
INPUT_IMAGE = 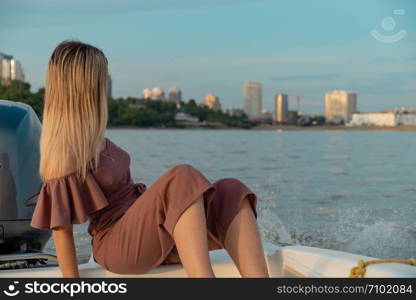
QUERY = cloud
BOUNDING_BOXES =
[369,56,416,65]
[268,73,340,81]
[368,57,398,64]
[341,71,416,95]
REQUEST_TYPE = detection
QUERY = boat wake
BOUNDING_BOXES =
[255,179,415,260]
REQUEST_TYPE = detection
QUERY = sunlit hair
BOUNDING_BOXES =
[40,40,108,182]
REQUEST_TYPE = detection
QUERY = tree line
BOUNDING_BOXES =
[0,80,255,128]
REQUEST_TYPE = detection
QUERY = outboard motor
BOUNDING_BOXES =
[0,100,54,269]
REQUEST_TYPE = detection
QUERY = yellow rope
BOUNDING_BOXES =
[349,258,416,278]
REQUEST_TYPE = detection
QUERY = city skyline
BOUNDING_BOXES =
[1,0,415,113]
[2,51,415,120]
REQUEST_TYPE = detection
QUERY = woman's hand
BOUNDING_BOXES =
[52,224,80,278]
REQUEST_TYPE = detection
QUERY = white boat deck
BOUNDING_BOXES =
[1,242,415,278]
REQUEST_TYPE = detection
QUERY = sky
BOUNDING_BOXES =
[1,0,415,113]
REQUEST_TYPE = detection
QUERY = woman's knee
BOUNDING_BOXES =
[170,163,196,174]
[212,178,257,215]
[166,164,209,203]
[170,164,209,183]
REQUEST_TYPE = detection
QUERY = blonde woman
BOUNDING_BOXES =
[31,40,269,278]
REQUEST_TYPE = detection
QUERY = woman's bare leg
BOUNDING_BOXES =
[224,197,269,277]
[172,195,215,277]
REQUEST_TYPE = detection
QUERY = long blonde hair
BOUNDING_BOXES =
[40,40,109,182]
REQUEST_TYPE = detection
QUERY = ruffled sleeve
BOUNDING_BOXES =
[30,171,109,230]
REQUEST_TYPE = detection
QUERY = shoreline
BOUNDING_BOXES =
[108,125,416,131]
[254,125,416,131]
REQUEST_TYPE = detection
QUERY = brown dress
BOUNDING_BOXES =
[30,137,258,275]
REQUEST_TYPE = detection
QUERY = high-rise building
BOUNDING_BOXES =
[243,82,262,120]
[325,90,357,124]
[107,73,112,98]
[1,57,11,81]
[275,93,289,123]
[151,87,165,100]
[204,93,222,112]
[0,53,25,84]
[141,87,165,100]
[168,87,182,102]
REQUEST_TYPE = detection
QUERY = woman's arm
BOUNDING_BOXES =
[52,224,80,278]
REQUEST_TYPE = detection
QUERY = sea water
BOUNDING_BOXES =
[44,129,416,263]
